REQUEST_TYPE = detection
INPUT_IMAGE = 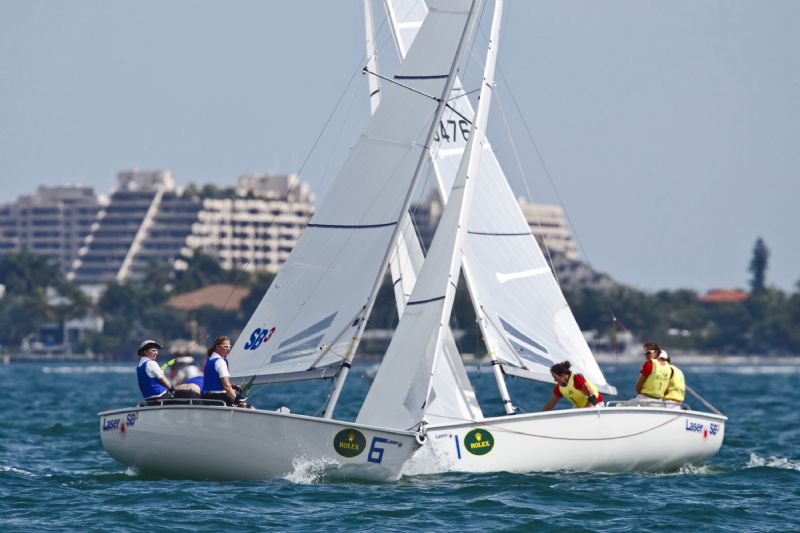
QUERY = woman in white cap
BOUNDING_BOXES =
[136,339,173,404]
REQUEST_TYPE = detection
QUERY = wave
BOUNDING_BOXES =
[746,453,800,471]
[0,465,37,477]
[42,365,133,374]
[283,455,340,484]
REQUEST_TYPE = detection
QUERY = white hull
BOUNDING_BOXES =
[418,407,726,474]
[99,404,420,481]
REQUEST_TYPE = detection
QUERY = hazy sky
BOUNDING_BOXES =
[1,1,798,293]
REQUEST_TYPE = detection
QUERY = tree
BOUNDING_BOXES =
[748,237,769,293]
[173,249,245,293]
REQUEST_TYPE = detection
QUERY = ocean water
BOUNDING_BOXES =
[1,361,798,532]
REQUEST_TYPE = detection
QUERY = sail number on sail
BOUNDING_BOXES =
[243,327,276,350]
[433,119,470,143]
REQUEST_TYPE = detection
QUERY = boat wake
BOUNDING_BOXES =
[746,453,800,472]
[283,456,340,484]
[400,444,451,477]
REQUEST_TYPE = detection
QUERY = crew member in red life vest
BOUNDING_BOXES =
[541,360,603,411]
[635,342,672,400]
[136,339,173,404]
[201,336,238,406]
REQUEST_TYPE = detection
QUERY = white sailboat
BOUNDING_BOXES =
[356,0,727,474]
[98,0,486,482]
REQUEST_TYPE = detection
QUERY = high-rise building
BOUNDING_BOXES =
[69,170,176,285]
[0,185,105,274]
[62,170,315,284]
[517,199,580,262]
[186,174,315,273]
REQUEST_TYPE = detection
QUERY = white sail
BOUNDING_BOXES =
[373,2,483,423]
[357,0,497,430]
[229,0,480,381]
[383,0,615,394]
[389,211,483,424]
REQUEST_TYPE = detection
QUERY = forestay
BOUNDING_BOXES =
[228,0,481,382]
[384,0,615,395]
[357,0,495,430]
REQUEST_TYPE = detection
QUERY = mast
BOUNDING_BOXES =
[363,0,382,114]
[323,0,484,419]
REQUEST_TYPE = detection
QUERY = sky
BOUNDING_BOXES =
[1,1,798,293]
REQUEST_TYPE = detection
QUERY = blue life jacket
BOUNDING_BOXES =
[202,355,228,394]
[184,375,204,388]
[137,360,167,399]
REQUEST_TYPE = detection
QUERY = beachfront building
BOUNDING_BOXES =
[0,185,105,274]
[61,170,315,284]
[185,173,315,273]
[69,170,178,286]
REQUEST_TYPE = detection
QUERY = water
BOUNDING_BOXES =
[1,361,798,532]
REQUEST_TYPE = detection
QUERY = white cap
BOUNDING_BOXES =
[138,339,164,353]
[658,349,669,360]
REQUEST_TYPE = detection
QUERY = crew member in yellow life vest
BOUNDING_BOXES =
[542,360,603,411]
[634,342,672,400]
[662,352,686,408]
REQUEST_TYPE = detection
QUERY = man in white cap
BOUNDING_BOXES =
[136,339,173,404]
[662,351,687,408]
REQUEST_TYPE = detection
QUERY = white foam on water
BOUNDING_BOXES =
[675,464,715,475]
[283,455,340,484]
[400,442,451,477]
[0,465,37,477]
[746,453,800,471]
[43,365,133,374]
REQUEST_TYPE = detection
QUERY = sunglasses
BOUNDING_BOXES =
[219,345,232,349]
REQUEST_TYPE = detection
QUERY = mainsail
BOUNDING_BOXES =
[382,0,616,395]
[229,0,481,384]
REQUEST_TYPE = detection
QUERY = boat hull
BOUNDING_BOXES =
[99,404,420,481]
[418,407,726,473]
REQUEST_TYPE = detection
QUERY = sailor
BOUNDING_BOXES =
[541,360,603,411]
[162,354,204,399]
[662,352,686,408]
[136,340,173,404]
[201,336,238,406]
[634,342,672,400]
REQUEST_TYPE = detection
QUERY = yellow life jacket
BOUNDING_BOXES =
[558,373,599,408]
[664,364,686,402]
[640,359,671,398]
